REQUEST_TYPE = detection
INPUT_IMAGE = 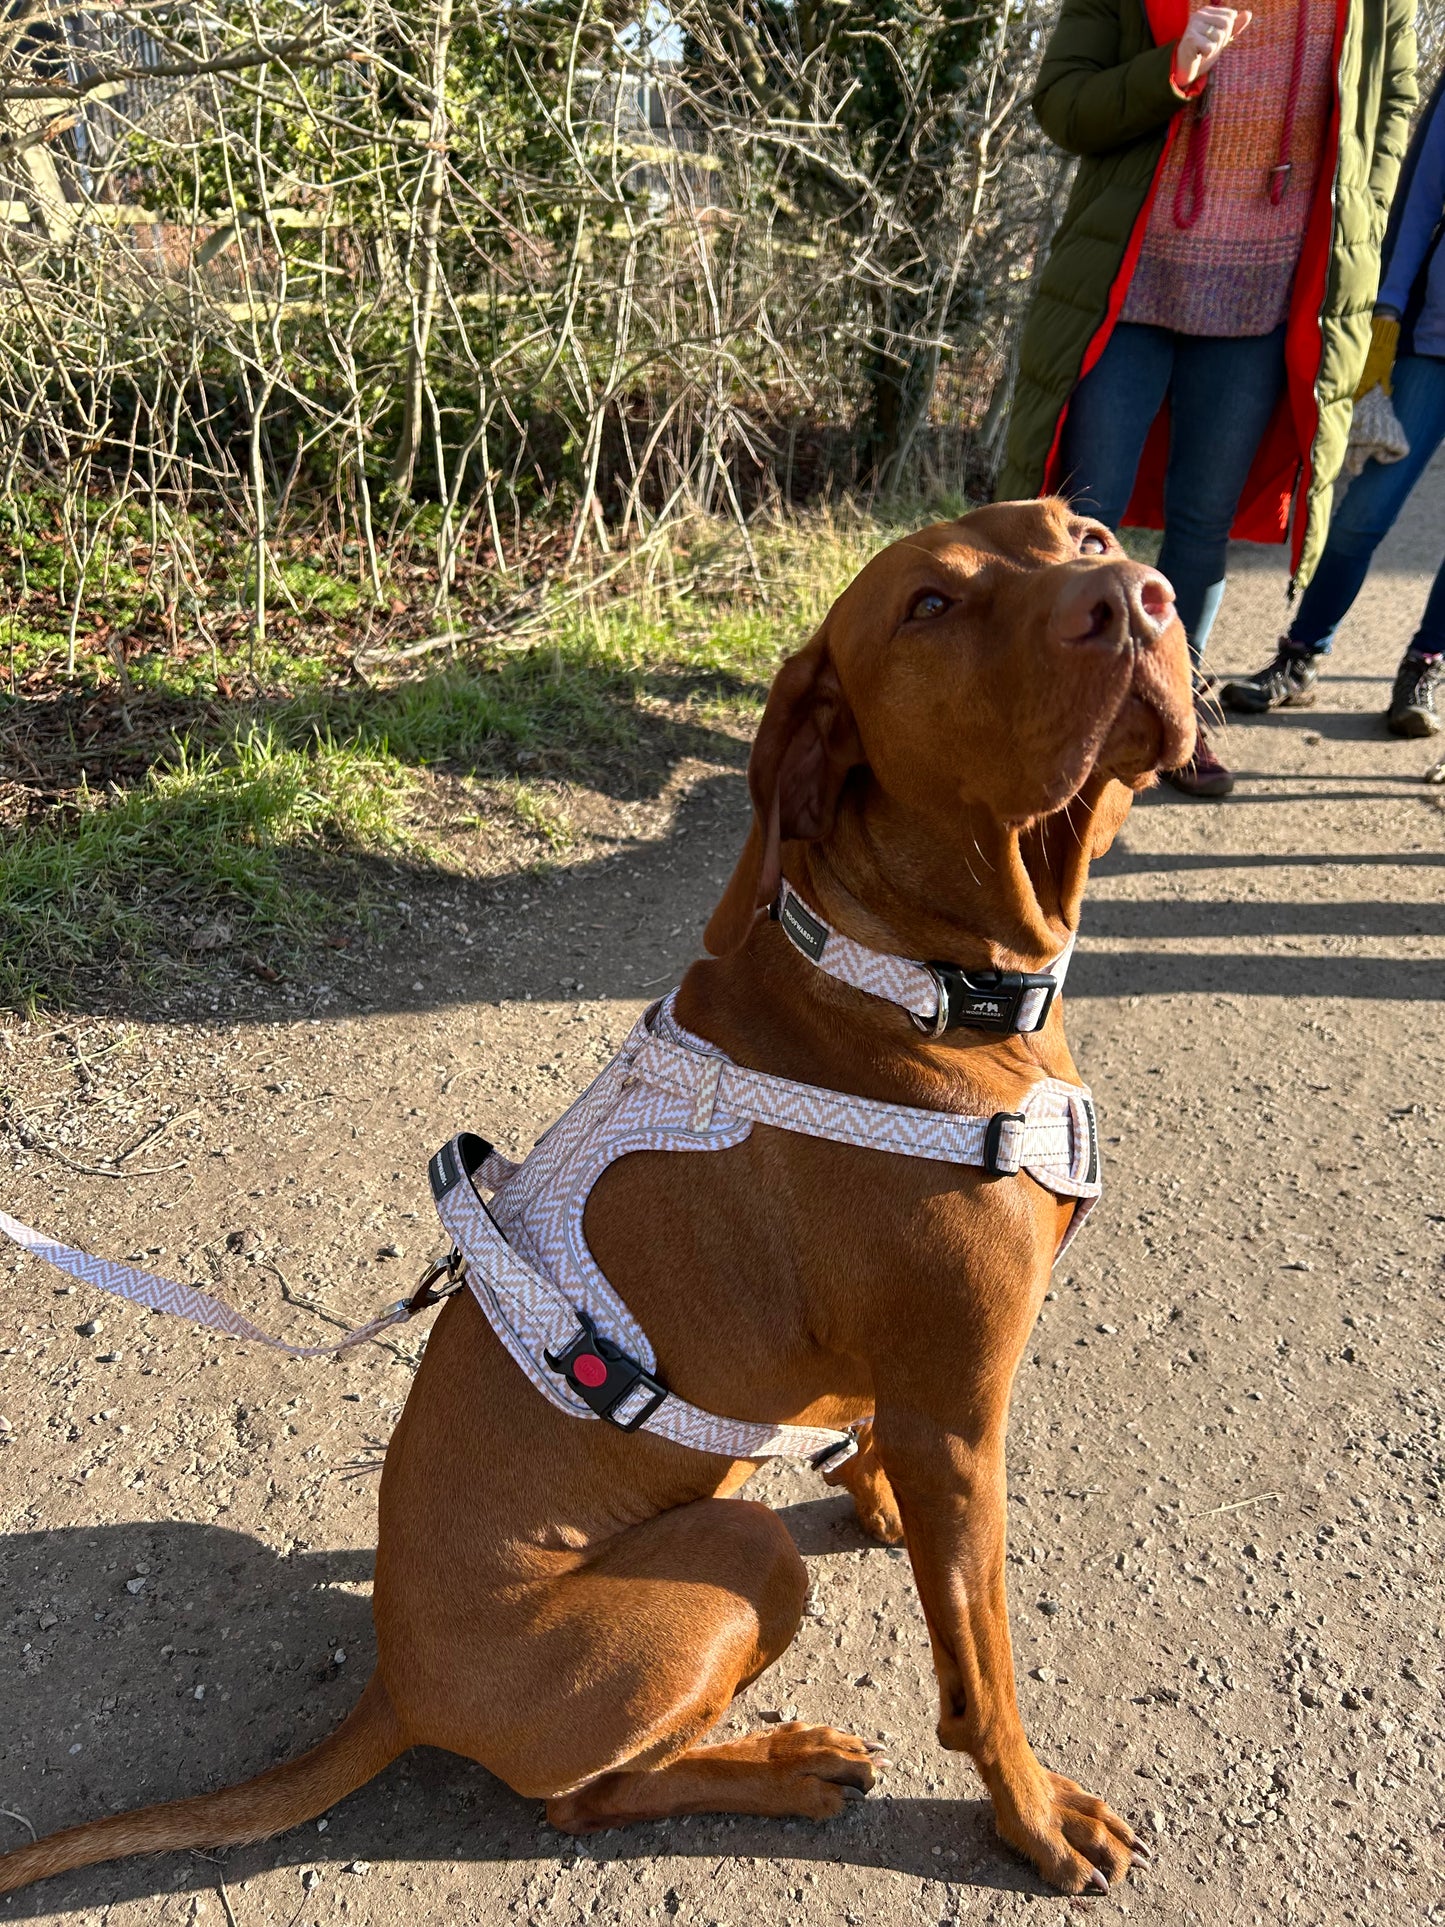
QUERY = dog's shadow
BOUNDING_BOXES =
[0,1518,1052,1914]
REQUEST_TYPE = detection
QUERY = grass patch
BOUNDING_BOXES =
[506,781,576,852]
[1,496,950,1007]
[0,728,415,1011]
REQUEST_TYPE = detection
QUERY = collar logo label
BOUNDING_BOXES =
[779,894,828,962]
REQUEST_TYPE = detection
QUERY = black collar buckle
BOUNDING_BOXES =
[912,964,1059,1037]
[544,1311,669,1432]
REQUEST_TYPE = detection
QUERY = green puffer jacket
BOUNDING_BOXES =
[998,0,1418,589]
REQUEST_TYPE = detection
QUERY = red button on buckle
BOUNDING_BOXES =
[572,1352,608,1389]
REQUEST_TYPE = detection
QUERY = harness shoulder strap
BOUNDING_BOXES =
[428,1137,859,1471]
[629,1027,1102,1200]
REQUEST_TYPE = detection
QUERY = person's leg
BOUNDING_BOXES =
[1156,325,1289,664]
[1053,323,1175,526]
[1409,547,1445,657]
[1388,500,1445,734]
[1291,353,1445,653]
[1151,328,1288,797]
[1221,353,1445,715]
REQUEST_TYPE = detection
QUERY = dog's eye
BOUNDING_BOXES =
[908,591,951,621]
[1079,529,1111,555]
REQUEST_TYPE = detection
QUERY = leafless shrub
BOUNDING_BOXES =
[3,0,1439,645]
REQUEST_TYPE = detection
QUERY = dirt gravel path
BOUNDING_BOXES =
[2,466,1443,1927]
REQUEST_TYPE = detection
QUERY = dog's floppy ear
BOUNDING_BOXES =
[704,626,862,955]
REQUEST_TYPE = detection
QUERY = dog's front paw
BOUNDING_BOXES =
[994,1769,1147,1894]
[841,1478,905,1545]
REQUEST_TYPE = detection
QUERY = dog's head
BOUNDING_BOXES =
[706,499,1196,956]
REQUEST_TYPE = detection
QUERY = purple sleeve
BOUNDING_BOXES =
[1378,95,1445,317]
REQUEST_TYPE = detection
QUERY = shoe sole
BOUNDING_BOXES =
[1388,708,1441,738]
[1161,769,1236,798]
[1220,683,1318,714]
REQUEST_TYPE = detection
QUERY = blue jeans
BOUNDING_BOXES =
[1287,351,1445,658]
[1057,322,1289,663]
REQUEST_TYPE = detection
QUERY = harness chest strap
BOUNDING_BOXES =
[428,1135,859,1467]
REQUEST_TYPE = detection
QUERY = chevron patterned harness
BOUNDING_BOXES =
[0,888,1098,1473]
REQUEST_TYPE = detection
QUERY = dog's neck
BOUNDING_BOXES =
[787,776,1114,979]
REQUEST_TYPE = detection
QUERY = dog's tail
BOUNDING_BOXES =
[0,1671,405,1897]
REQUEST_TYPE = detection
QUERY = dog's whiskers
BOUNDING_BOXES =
[1062,799,1087,855]
[1194,678,1227,732]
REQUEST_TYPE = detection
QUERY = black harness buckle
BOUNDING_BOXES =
[983,1111,1027,1177]
[544,1311,669,1432]
[914,965,1058,1037]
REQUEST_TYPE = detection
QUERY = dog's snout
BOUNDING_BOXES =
[1051,560,1177,651]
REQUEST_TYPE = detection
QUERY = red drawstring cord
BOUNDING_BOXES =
[1271,0,1313,205]
[1172,0,1313,231]
[1173,80,1213,229]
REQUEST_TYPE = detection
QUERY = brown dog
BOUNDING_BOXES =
[0,499,1194,1899]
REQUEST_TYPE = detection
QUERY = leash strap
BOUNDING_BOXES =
[0,1208,418,1356]
[771,882,1074,1036]
[428,1135,860,1469]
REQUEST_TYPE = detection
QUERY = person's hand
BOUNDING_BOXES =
[1355,311,1401,399]
[1173,7,1253,89]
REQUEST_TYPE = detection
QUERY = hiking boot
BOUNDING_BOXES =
[1161,720,1235,798]
[1386,652,1442,737]
[1220,645,1320,714]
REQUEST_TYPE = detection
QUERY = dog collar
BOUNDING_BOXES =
[770,882,1073,1037]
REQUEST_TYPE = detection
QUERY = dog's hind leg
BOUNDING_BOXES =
[473,1495,881,1831]
[547,1721,881,1832]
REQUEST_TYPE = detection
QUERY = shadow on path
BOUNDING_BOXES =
[0,1519,1047,1916]
[39,756,1439,1025]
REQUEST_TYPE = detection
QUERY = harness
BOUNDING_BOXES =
[0,889,1100,1475]
[426,888,1099,1472]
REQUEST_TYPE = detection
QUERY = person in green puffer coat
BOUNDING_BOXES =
[998,0,1417,797]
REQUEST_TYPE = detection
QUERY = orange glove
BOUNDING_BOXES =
[1356,313,1400,399]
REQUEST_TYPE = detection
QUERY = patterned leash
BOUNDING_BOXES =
[0,1208,455,1357]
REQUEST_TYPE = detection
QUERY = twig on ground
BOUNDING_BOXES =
[1195,1492,1279,1518]
[0,1805,36,1842]
[352,631,466,675]
[111,1109,200,1165]
[0,1102,185,1180]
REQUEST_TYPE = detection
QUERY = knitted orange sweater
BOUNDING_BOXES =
[1122,0,1337,337]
